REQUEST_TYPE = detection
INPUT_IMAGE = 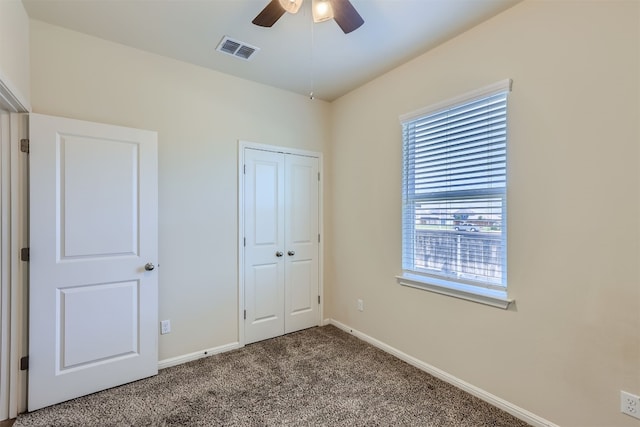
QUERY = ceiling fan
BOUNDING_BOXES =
[252,0,364,34]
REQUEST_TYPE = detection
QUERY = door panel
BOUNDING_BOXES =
[288,260,313,314]
[28,113,158,411]
[59,281,139,369]
[251,265,280,321]
[244,149,284,344]
[284,155,319,333]
[254,163,280,245]
[61,136,138,258]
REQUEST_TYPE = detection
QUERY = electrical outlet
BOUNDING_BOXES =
[621,391,640,419]
[357,299,364,312]
[160,320,171,335]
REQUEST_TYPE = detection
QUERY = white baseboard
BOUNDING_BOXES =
[157,341,242,370]
[328,319,558,427]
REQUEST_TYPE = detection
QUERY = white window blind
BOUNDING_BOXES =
[401,81,511,293]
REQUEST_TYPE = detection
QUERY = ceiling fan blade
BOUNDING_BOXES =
[252,0,287,27]
[330,0,364,34]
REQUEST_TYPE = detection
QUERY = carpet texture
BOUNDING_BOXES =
[16,325,530,426]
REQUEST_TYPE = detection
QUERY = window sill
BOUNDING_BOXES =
[396,273,513,309]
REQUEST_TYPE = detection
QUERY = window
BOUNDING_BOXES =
[397,80,513,309]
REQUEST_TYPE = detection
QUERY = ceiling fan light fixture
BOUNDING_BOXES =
[312,0,334,23]
[279,0,303,14]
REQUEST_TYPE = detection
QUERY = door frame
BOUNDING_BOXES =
[0,94,29,419]
[0,69,30,420]
[237,140,323,346]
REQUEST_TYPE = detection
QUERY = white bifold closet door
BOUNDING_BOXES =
[244,148,319,344]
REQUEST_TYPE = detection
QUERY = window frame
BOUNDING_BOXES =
[396,79,513,309]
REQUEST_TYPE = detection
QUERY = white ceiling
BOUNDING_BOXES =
[23,0,520,101]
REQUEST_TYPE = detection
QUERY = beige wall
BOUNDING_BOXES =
[0,0,30,109]
[29,20,331,361]
[328,1,639,426]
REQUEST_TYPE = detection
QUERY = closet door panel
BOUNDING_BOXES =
[284,155,319,333]
[244,149,285,344]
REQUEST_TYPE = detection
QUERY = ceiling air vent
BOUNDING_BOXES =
[216,36,260,61]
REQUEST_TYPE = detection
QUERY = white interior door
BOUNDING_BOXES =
[284,154,319,333]
[28,113,158,411]
[244,149,285,344]
[243,147,319,344]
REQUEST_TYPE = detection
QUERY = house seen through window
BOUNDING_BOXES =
[399,80,512,305]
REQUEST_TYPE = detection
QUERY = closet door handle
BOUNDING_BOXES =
[275,251,284,257]
[287,251,295,256]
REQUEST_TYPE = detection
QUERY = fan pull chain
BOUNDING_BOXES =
[309,3,315,100]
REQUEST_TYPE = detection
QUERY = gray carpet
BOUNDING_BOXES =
[16,325,530,426]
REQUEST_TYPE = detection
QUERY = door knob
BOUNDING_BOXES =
[144,263,155,271]
[287,251,295,256]
[275,251,284,257]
